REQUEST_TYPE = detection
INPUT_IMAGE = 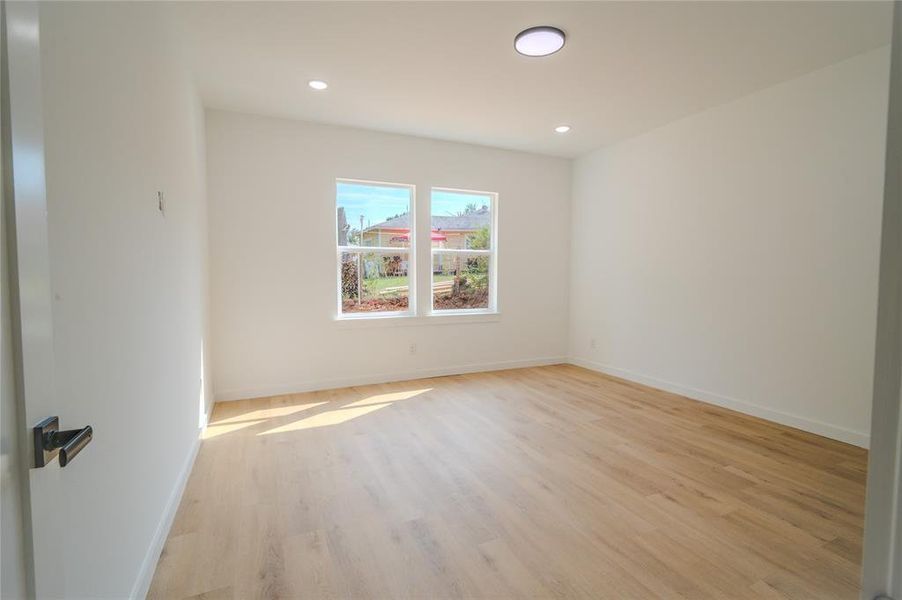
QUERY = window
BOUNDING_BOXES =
[431,188,497,313]
[335,181,498,319]
[336,180,414,316]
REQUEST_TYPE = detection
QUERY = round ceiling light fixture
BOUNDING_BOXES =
[515,26,566,57]
[308,80,328,90]
[554,125,571,133]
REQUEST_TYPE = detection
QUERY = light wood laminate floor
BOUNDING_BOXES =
[148,365,868,599]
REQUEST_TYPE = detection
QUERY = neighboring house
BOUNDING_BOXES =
[363,207,491,273]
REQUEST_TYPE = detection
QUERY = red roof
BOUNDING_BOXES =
[391,229,446,242]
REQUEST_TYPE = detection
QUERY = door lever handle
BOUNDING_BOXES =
[33,416,93,467]
[52,426,93,467]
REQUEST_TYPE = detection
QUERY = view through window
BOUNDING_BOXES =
[431,189,495,312]
[336,180,414,315]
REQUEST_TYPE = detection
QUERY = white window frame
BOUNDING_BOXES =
[429,187,499,316]
[335,178,416,320]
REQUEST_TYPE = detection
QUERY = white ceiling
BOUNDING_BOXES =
[172,1,892,158]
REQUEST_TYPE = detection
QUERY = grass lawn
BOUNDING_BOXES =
[364,274,454,294]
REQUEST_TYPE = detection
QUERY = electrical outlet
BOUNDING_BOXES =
[409,343,417,355]
[590,338,597,350]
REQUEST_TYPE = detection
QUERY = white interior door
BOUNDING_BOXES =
[861,2,902,600]
[2,1,66,596]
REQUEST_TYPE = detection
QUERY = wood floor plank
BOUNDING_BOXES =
[148,365,867,599]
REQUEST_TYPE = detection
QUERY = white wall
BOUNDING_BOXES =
[39,2,209,597]
[206,109,570,401]
[1,105,28,600]
[569,47,891,448]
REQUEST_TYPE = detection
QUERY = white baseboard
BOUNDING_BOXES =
[568,357,870,449]
[213,356,567,402]
[129,415,206,599]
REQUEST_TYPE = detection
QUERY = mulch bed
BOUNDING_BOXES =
[342,297,409,313]
[433,290,488,310]
[342,289,488,313]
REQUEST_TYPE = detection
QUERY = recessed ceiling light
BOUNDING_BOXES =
[515,26,566,57]
[308,80,328,90]
[555,125,571,133]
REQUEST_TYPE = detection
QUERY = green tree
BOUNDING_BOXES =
[467,226,490,250]
[449,202,483,217]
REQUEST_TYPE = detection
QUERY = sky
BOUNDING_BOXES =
[337,181,491,231]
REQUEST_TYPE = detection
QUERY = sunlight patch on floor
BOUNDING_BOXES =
[204,402,330,439]
[214,402,328,425]
[258,403,388,435]
[343,388,432,408]
[204,419,267,439]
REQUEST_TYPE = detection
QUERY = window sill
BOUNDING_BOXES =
[334,311,501,328]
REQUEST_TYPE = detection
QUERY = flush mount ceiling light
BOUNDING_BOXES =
[554,125,571,133]
[515,26,566,57]
[308,80,328,90]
